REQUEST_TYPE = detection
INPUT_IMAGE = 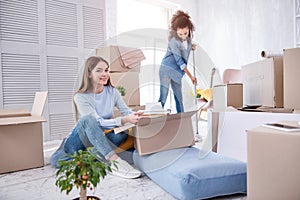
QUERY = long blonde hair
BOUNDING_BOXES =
[77,56,112,93]
[74,56,113,121]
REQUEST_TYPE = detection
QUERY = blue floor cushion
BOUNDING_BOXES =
[133,147,247,200]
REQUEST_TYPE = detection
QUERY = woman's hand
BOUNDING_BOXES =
[183,68,198,85]
[191,76,197,85]
[121,111,143,125]
[192,43,197,51]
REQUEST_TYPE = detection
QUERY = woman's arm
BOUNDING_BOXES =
[74,93,122,129]
[169,38,197,84]
[183,68,197,85]
[114,88,142,125]
[74,93,98,118]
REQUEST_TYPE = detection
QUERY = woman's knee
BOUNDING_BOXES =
[106,131,128,147]
[80,114,98,126]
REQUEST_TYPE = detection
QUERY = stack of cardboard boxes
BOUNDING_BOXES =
[242,56,283,108]
[222,47,300,199]
[239,47,300,110]
[96,45,145,110]
[212,48,300,111]
[207,48,300,199]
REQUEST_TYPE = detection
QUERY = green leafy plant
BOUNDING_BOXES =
[116,85,126,96]
[55,147,116,200]
[196,88,202,98]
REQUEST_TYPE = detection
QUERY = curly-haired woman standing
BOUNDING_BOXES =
[158,10,197,113]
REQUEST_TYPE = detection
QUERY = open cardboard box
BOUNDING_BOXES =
[0,92,47,174]
[114,109,197,155]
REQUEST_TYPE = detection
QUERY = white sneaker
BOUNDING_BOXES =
[111,157,142,179]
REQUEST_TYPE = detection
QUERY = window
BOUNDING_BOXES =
[116,0,179,109]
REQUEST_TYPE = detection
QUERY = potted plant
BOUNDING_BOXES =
[55,147,116,200]
[116,85,126,96]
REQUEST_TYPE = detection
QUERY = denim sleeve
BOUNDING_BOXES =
[169,38,188,70]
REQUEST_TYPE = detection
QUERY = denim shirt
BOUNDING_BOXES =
[160,35,192,83]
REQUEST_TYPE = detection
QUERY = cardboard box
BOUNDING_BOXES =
[115,110,196,155]
[96,45,145,72]
[213,83,243,110]
[247,123,300,200]
[241,57,283,107]
[283,48,300,109]
[0,92,47,174]
[207,109,220,152]
[208,108,300,162]
[110,72,140,106]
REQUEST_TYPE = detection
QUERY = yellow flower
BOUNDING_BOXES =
[191,88,213,101]
[200,88,213,101]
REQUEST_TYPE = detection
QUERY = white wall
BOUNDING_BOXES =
[196,0,294,76]
[106,0,295,76]
[170,0,198,19]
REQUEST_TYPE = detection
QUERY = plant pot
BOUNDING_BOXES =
[73,196,101,200]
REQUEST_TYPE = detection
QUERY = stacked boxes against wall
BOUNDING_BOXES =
[96,46,145,110]
[241,56,283,108]
[240,47,300,111]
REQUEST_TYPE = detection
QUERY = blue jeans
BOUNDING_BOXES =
[158,73,184,113]
[64,114,128,159]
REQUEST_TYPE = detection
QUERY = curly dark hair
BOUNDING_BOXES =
[170,10,195,39]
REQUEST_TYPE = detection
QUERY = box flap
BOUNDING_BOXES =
[113,109,198,133]
[117,46,145,68]
[0,116,45,126]
[137,109,198,126]
[0,109,30,118]
[213,84,226,88]
[31,91,48,116]
[114,123,136,134]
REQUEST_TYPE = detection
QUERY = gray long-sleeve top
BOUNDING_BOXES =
[73,86,132,129]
